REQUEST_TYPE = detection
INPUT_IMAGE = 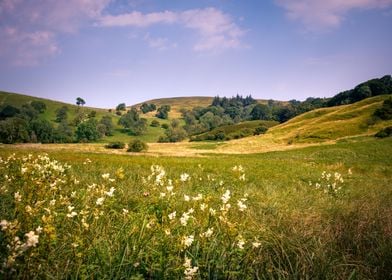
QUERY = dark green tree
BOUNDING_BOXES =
[55,106,68,123]
[30,101,46,113]
[116,103,126,111]
[75,119,100,142]
[76,97,86,106]
[99,116,114,136]
[156,105,171,119]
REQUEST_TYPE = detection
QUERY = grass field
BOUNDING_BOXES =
[0,137,391,279]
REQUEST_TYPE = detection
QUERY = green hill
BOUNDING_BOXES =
[212,95,392,154]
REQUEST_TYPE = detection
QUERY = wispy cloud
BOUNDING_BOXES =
[99,7,246,52]
[275,0,392,29]
[0,0,110,66]
[144,34,177,51]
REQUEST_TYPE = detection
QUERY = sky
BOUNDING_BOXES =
[0,0,392,108]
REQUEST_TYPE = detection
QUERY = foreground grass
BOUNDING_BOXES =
[0,138,391,279]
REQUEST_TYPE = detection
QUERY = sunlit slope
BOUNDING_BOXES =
[133,96,213,118]
[216,95,392,154]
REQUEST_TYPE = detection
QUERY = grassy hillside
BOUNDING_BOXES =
[0,91,113,123]
[209,95,392,154]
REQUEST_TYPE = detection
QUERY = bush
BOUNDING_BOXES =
[127,139,148,152]
[105,142,126,149]
[161,123,169,129]
[375,126,392,138]
[150,120,160,127]
[254,126,268,135]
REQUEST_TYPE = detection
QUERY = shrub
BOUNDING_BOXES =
[151,120,160,127]
[254,126,268,135]
[161,123,169,129]
[375,126,392,138]
[127,139,148,152]
[105,141,126,149]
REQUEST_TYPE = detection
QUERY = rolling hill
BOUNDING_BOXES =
[211,95,392,154]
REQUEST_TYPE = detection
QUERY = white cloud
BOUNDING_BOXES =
[275,0,392,29]
[99,7,245,52]
[0,0,110,65]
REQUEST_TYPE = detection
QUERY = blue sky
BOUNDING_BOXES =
[1,0,391,108]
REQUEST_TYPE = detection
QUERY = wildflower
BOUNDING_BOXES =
[25,205,33,214]
[166,185,174,192]
[239,174,246,181]
[192,194,202,201]
[0,219,8,230]
[180,212,191,226]
[237,236,245,250]
[14,191,22,202]
[105,187,115,197]
[237,200,247,211]
[122,209,129,215]
[180,173,190,182]
[182,235,194,248]
[71,191,76,197]
[165,229,171,235]
[25,231,39,247]
[348,168,352,175]
[21,167,27,174]
[160,192,166,198]
[96,197,105,205]
[68,206,75,212]
[184,195,190,201]
[200,203,207,211]
[200,228,214,238]
[101,173,110,180]
[71,242,79,248]
[221,190,231,204]
[184,257,199,280]
[168,211,176,220]
[67,212,77,218]
[49,199,56,206]
[252,241,261,248]
[209,208,216,216]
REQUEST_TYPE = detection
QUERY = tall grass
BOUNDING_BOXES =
[0,138,391,279]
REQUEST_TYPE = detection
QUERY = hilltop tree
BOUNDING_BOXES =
[76,97,86,106]
[140,103,156,114]
[250,104,272,120]
[116,103,126,111]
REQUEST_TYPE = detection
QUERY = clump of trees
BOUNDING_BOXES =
[140,103,156,114]
[328,75,392,106]
[158,119,187,143]
[373,98,392,120]
[156,105,171,119]
[118,108,147,135]
[0,99,114,144]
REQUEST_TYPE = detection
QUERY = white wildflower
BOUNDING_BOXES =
[221,190,231,204]
[200,228,214,238]
[0,219,8,230]
[180,173,190,182]
[237,200,247,212]
[184,195,190,202]
[192,194,202,201]
[96,197,105,205]
[122,209,129,215]
[105,187,115,197]
[237,236,245,250]
[101,173,110,180]
[180,212,191,226]
[182,235,194,248]
[160,192,166,198]
[25,231,39,247]
[183,257,199,280]
[252,241,261,248]
[200,203,207,211]
[239,174,246,181]
[67,212,77,218]
[209,208,216,216]
[14,191,22,202]
[168,211,176,220]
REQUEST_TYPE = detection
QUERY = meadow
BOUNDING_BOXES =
[0,137,391,279]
